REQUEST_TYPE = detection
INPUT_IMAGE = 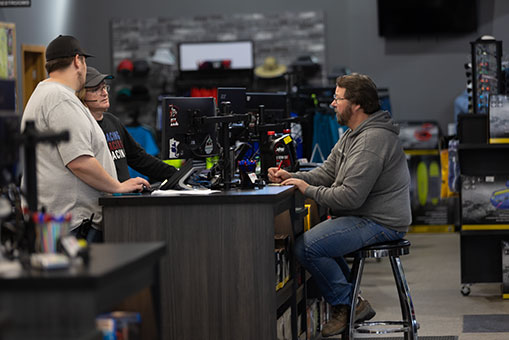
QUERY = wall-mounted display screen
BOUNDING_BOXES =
[178,40,254,72]
[377,0,477,37]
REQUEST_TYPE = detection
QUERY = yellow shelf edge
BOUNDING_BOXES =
[462,225,509,231]
[404,150,440,156]
[409,225,454,233]
[489,138,509,144]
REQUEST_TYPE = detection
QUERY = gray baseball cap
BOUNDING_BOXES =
[85,66,114,88]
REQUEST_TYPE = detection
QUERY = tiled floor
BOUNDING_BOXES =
[356,233,509,340]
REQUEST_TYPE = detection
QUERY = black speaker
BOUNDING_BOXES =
[457,114,487,144]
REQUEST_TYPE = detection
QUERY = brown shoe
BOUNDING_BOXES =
[356,297,376,322]
[321,299,376,337]
[322,304,348,337]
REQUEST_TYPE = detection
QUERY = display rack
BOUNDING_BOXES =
[458,143,509,296]
[470,38,502,115]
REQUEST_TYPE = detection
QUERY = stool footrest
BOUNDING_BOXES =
[345,238,418,340]
[354,321,411,334]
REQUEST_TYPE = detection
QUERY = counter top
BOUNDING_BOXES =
[99,185,295,206]
[0,242,166,289]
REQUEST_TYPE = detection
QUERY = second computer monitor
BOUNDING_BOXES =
[217,87,247,115]
[161,97,219,160]
[245,92,287,124]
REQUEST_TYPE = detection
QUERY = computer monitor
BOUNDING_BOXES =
[161,97,219,160]
[245,92,287,124]
[217,87,246,115]
[178,41,254,72]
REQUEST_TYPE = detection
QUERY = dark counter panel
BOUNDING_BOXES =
[101,185,300,340]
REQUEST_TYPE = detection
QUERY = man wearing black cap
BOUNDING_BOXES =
[21,35,149,242]
[80,66,177,182]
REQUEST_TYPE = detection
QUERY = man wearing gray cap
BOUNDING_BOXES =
[79,66,177,182]
[21,35,149,242]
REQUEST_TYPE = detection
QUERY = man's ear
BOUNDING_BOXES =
[73,54,83,68]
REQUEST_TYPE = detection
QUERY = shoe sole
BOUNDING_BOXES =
[321,326,346,338]
[356,305,376,323]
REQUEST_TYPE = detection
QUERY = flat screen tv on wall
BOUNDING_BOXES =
[377,0,478,37]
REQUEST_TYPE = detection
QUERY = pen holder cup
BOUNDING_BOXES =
[33,213,69,254]
[240,171,257,189]
[238,160,257,189]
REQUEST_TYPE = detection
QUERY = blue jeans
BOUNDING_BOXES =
[295,216,405,306]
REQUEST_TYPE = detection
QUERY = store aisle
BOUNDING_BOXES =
[358,233,509,340]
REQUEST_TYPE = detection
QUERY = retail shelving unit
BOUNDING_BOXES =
[458,143,509,296]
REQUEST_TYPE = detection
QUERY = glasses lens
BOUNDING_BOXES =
[88,84,109,93]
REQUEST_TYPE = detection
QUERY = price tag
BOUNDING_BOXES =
[248,172,257,183]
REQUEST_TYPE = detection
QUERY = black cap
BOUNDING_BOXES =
[45,35,94,62]
[85,66,113,88]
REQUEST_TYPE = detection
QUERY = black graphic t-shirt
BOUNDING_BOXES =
[97,113,176,182]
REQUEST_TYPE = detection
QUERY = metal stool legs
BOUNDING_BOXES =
[347,257,365,340]
[390,256,418,340]
[345,253,418,340]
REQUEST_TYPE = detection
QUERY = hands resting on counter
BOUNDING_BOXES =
[267,167,309,194]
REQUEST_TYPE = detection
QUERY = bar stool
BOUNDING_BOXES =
[343,239,418,340]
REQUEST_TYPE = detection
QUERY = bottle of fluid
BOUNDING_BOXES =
[261,130,276,179]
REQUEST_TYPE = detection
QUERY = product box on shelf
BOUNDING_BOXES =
[489,95,509,143]
[96,311,141,340]
[398,121,439,149]
[407,152,455,226]
[277,307,292,340]
[275,247,290,290]
[275,233,291,290]
[275,249,282,289]
[461,175,509,224]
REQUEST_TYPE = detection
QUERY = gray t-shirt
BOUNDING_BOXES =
[21,80,117,231]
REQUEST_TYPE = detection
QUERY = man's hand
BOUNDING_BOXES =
[267,167,292,183]
[281,178,309,194]
[117,177,151,193]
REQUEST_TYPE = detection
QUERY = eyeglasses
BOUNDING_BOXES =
[333,94,346,103]
[86,84,110,94]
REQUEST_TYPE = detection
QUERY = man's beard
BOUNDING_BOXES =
[336,103,352,126]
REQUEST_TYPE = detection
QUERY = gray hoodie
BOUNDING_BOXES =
[293,110,411,232]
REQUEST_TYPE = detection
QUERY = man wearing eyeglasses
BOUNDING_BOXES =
[21,35,149,243]
[268,73,411,337]
[80,66,177,183]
